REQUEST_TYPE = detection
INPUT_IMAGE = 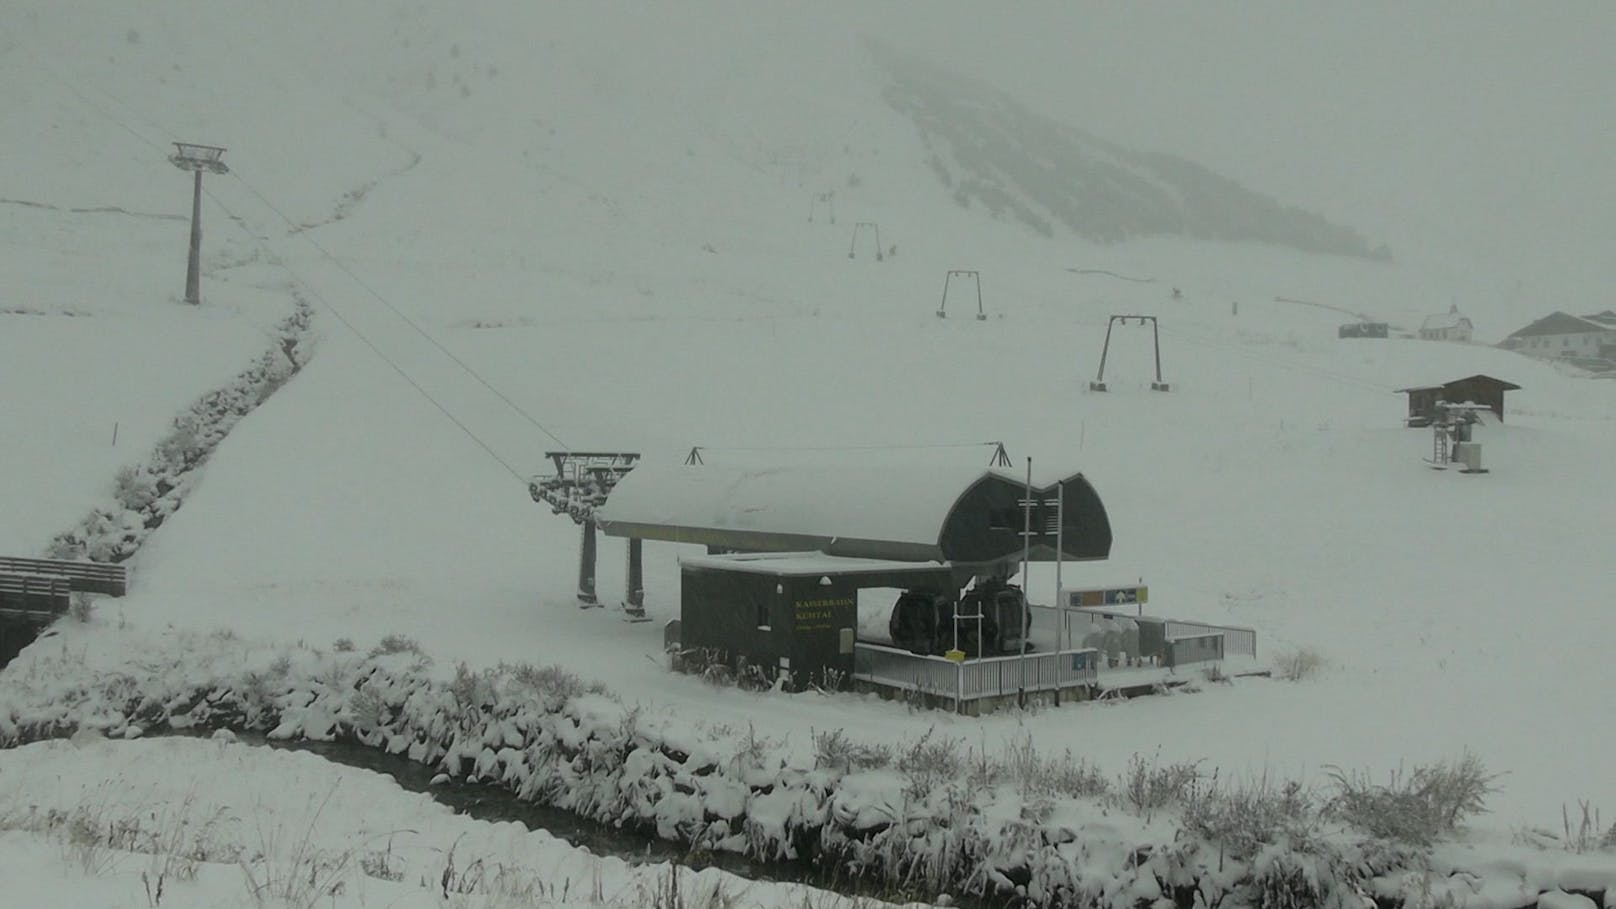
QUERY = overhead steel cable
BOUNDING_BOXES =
[35,65,533,483]
[208,202,532,484]
[226,171,571,452]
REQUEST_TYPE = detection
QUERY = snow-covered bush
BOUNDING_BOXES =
[367,634,425,660]
[1325,751,1499,846]
[813,728,892,773]
[450,662,497,711]
[499,661,606,710]
[1182,774,1320,866]
[111,465,158,512]
[896,727,963,801]
[1273,647,1327,681]
[1111,752,1202,818]
[997,733,1108,800]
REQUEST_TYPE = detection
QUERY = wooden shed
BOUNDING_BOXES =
[1396,375,1519,426]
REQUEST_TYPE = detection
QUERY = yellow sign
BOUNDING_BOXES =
[791,595,853,632]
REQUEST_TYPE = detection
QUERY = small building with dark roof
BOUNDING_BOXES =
[1338,321,1388,339]
[1396,375,1520,426]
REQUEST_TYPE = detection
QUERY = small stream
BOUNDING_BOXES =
[204,732,943,907]
[0,620,40,669]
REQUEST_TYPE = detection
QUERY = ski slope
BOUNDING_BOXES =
[4,1,1615,880]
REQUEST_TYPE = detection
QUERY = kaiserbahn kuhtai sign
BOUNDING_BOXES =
[1065,585,1149,609]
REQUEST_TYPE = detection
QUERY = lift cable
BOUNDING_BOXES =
[214,201,531,484]
[225,171,571,452]
[35,67,532,483]
[689,441,1005,453]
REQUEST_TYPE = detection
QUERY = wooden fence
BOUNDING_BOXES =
[0,573,72,619]
[0,556,127,597]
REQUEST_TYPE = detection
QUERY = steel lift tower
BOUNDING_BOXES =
[168,143,229,305]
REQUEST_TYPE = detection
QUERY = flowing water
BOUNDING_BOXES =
[218,733,946,906]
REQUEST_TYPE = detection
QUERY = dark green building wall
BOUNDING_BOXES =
[680,566,858,691]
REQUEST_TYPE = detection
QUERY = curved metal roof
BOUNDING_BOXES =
[594,463,1111,566]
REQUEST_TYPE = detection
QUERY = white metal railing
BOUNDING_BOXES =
[1033,603,1257,660]
[1164,632,1225,667]
[958,649,1097,698]
[1165,620,1256,658]
[853,642,1098,709]
[853,643,961,698]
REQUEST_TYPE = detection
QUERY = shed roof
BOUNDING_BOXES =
[1395,375,1520,395]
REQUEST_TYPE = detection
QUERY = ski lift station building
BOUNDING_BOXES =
[594,463,1112,691]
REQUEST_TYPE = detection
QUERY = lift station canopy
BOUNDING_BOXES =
[594,463,1111,574]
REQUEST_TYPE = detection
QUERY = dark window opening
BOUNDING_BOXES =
[988,507,1018,531]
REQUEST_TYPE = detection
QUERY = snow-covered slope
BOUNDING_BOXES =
[5,0,1615,852]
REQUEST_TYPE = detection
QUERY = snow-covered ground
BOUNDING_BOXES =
[4,2,1616,906]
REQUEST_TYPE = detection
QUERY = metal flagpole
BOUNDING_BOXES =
[1019,457,1032,708]
[1054,480,1064,648]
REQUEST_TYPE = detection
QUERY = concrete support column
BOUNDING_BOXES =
[577,519,599,607]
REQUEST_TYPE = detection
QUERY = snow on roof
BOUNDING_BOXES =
[1420,310,1471,331]
[596,462,1011,548]
[1507,311,1608,338]
[1395,375,1520,394]
[1582,309,1616,327]
[679,551,951,576]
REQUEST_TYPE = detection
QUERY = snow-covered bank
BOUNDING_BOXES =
[42,299,314,563]
[5,627,1611,908]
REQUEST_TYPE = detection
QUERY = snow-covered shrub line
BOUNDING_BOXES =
[8,632,1593,909]
[44,299,315,563]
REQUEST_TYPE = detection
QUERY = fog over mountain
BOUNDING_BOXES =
[873,41,1387,258]
[891,3,1615,311]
